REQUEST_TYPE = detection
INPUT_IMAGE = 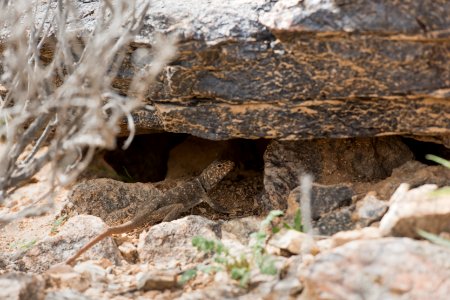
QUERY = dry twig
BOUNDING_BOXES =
[0,0,176,226]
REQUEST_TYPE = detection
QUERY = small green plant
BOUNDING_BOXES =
[426,154,450,169]
[179,236,252,287]
[283,208,303,232]
[180,210,284,287]
[50,214,68,235]
[250,210,283,277]
[121,167,135,183]
[9,239,38,251]
[417,229,450,248]
[20,239,37,250]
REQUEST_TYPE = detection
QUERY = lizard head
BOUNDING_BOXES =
[199,160,235,191]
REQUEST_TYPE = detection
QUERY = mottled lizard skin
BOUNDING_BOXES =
[65,160,234,265]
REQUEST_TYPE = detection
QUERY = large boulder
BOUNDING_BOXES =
[300,238,450,300]
[262,136,413,209]
[10,0,449,141]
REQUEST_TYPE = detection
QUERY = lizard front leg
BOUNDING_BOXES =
[161,203,190,222]
[202,195,229,214]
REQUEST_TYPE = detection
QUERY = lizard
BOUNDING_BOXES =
[65,159,235,265]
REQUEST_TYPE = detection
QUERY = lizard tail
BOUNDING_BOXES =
[65,229,111,266]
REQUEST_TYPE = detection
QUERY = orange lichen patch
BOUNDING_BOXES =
[225,103,274,114]
[290,106,318,115]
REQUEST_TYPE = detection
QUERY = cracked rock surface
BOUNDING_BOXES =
[22,0,450,141]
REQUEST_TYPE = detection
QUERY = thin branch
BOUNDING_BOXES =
[22,115,57,165]
[0,0,175,227]
[9,112,53,163]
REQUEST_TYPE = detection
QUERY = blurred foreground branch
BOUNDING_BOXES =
[0,0,176,225]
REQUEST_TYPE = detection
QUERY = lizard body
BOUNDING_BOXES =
[65,160,234,265]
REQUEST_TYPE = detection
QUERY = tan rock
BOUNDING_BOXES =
[331,227,382,248]
[118,242,138,263]
[221,216,262,245]
[268,229,318,255]
[379,184,450,238]
[44,289,90,300]
[353,194,388,227]
[136,270,178,291]
[17,215,121,272]
[300,238,450,300]
[137,215,220,269]
[45,271,91,293]
[74,261,107,284]
[369,161,450,200]
[0,273,44,300]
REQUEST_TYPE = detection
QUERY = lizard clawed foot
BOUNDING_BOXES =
[203,197,230,214]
